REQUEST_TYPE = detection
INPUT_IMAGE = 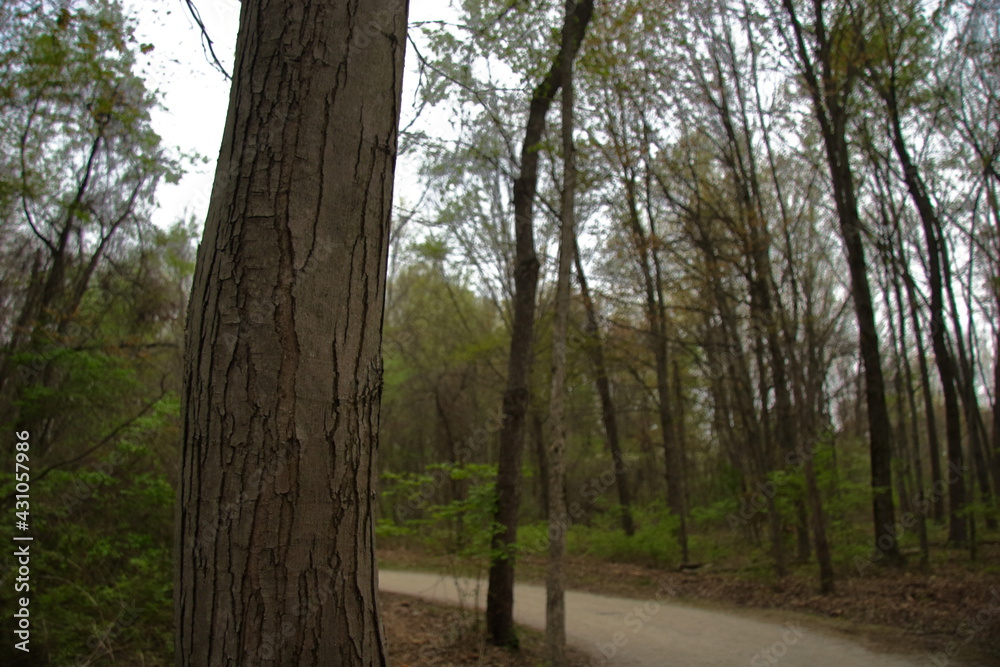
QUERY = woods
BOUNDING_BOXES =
[0,0,998,664]
[387,0,1000,654]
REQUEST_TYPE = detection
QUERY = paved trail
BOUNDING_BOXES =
[379,570,935,666]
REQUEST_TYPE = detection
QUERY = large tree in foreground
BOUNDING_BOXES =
[177,1,408,664]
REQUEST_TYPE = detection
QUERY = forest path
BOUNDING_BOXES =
[378,569,935,666]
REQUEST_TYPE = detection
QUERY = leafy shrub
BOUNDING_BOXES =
[518,503,682,567]
[377,462,502,563]
[1,396,177,666]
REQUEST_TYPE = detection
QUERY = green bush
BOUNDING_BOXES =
[1,396,177,665]
[377,462,502,563]
[518,503,682,567]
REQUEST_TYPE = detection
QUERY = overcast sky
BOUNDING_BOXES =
[124,0,239,228]
[126,1,436,230]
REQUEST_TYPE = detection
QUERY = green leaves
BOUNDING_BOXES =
[0,7,190,660]
[379,463,502,561]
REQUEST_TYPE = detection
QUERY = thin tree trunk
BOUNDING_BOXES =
[574,244,635,536]
[993,326,1000,506]
[884,94,967,544]
[880,261,915,519]
[889,240,930,564]
[941,242,995,531]
[788,278,835,592]
[901,269,945,522]
[545,5,579,659]
[988,182,1000,497]
[620,138,685,554]
[642,161,689,562]
[803,327,834,593]
[177,1,407,663]
[781,0,904,565]
[705,43,800,571]
[673,357,691,554]
[487,0,594,646]
[533,411,550,520]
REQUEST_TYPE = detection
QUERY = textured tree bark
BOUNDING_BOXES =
[177,1,407,664]
[487,0,594,646]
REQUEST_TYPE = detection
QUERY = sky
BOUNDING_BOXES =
[125,0,240,229]
[124,1,439,231]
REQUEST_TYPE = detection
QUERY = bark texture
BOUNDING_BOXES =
[177,1,408,664]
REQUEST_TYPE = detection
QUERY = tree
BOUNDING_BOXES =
[0,0,176,431]
[379,252,507,480]
[574,245,635,536]
[0,3,187,662]
[486,0,594,647]
[545,3,585,663]
[862,0,969,545]
[779,0,904,566]
[176,1,408,663]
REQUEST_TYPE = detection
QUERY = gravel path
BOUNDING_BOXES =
[378,569,936,666]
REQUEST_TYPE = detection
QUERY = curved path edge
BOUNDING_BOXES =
[378,569,940,666]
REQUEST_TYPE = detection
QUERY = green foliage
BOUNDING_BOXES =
[573,504,681,566]
[380,260,508,473]
[519,504,682,567]
[0,0,181,233]
[378,463,503,563]
[0,395,177,665]
[0,1,192,650]
[689,495,740,527]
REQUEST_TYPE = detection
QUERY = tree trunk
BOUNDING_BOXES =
[941,244,995,531]
[574,245,635,536]
[533,411,550,520]
[176,2,407,664]
[545,6,579,659]
[801,279,836,592]
[990,183,1000,498]
[781,0,903,565]
[646,171,688,561]
[901,269,945,522]
[993,325,1000,505]
[621,153,685,554]
[487,0,594,646]
[888,234,930,564]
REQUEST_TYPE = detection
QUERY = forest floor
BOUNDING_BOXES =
[379,544,1000,666]
[381,591,593,666]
